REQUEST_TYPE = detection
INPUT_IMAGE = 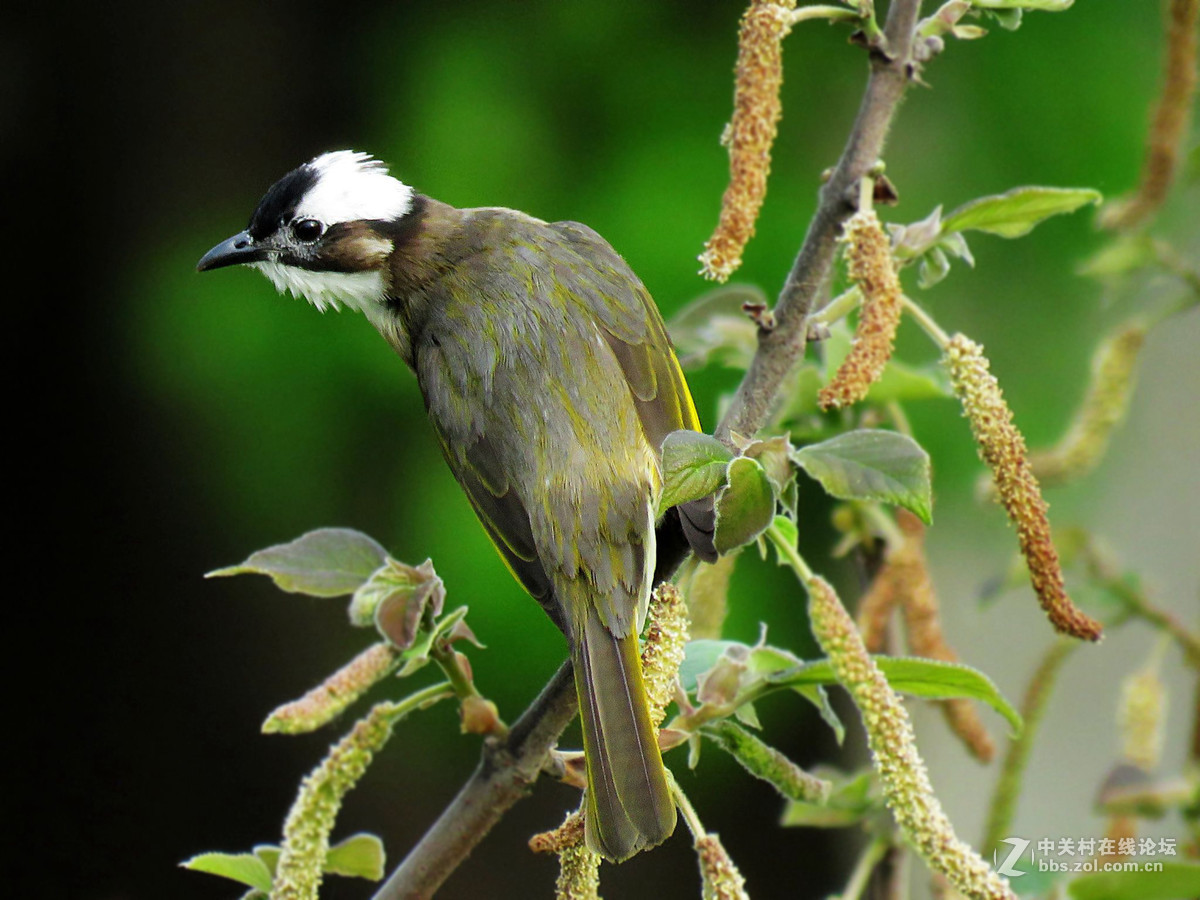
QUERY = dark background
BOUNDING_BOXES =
[12,2,1197,899]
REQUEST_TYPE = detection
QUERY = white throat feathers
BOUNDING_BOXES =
[250,262,389,317]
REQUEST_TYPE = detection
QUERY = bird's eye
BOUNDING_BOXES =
[291,218,324,243]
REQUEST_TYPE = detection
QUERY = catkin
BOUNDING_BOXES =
[944,334,1102,642]
[700,0,797,281]
[807,575,1016,900]
[819,209,904,409]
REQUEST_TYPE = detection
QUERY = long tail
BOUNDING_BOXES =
[572,604,676,862]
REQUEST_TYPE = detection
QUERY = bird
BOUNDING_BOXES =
[198,150,716,862]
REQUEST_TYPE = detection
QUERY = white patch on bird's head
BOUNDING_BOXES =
[294,150,414,226]
[251,261,389,323]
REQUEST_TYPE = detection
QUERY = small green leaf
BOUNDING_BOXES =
[367,561,446,649]
[714,457,777,554]
[324,833,386,881]
[668,284,766,370]
[940,231,974,265]
[793,429,933,524]
[889,205,944,260]
[770,656,1023,734]
[678,638,845,740]
[941,186,1101,240]
[1067,862,1200,900]
[397,606,470,677]
[207,528,388,597]
[659,430,735,513]
[769,515,799,555]
[351,558,441,627]
[742,435,795,493]
[681,639,806,692]
[796,683,846,745]
[182,852,274,892]
[917,245,951,289]
[678,639,741,691]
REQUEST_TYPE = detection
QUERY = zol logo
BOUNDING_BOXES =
[993,837,1031,877]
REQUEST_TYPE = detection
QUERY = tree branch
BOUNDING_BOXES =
[372,664,577,900]
[374,1,924,895]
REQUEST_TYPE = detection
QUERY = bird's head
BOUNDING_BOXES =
[197,150,416,313]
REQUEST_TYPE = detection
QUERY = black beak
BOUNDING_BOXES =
[197,231,269,272]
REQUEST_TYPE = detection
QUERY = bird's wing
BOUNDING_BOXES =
[550,221,703,449]
[427,422,561,627]
[552,221,717,560]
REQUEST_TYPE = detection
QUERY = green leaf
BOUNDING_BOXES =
[181,852,274,892]
[714,457,777,554]
[207,528,388,597]
[252,845,280,875]
[324,833,386,881]
[792,429,933,524]
[1067,862,1200,900]
[678,639,739,691]
[659,430,735,513]
[796,683,846,745]
[941,186,1101,240]
[667,284,765,370]
[770,656,1023,734]
[680,639,806,692]
[769,515,799,555]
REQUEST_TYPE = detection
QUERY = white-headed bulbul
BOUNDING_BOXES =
[198,151,716,862]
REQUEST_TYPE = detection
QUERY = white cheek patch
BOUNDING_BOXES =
[252,261,388,319]
[295,150,414,225]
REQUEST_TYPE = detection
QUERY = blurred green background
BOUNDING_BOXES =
[17,1,1197,898]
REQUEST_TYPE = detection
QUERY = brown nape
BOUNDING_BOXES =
[320,220,396,272]
[383,196,478,293]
